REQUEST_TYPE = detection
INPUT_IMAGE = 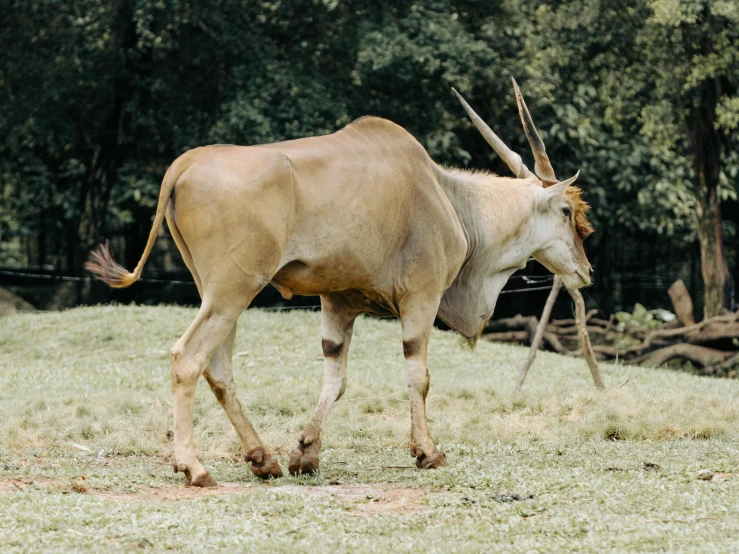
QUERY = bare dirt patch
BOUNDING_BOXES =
[1,479,431,514]
[0,478,60,492]
[277,484,429,515]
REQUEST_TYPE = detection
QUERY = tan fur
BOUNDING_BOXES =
[87,85,593,484]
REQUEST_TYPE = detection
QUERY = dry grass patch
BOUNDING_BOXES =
[2,306,739,552]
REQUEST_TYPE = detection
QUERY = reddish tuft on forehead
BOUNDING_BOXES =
[565,187,593,240]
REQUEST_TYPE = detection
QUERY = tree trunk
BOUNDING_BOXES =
[77,148,117,303]
[75,0,136,304]
[694,167,730,319]
[689,76,731,319]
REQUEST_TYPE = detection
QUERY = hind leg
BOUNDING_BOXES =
[204,325,283,479]
[170,284,262,487]
[169,205,279,477]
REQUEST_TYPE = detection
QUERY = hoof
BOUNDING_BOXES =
[246,448,283,480]
[416,450,448,469]
[175,463,218,487]
[190,473,219,487]
[288,446,320,476]
[288,449,320,476]
[288,434,322,476]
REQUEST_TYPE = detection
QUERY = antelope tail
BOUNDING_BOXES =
[85,164,182,289]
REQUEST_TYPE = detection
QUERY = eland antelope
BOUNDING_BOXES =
[87,79,593,486]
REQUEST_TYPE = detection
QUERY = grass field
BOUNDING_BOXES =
[2,305,739,552]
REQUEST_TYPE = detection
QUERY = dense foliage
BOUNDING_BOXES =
[1,0,737,314]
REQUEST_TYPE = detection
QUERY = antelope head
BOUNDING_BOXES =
[453,79,593,289]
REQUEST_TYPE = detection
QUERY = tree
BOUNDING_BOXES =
[520,0,738,318]
[632,0,738,317]
[1,0,735,315]
[1,0,267,298]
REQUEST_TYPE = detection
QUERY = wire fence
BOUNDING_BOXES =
[0,266,557,301]
[3,264,686,320]
[0,268,195,286]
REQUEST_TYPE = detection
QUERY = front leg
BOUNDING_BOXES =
[289,294,357,476]
[400,295,448,469]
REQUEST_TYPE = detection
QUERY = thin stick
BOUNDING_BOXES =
[515,276,562,391]
[569,288,605,389]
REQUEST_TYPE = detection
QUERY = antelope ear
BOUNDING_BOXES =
[537,171,579,210]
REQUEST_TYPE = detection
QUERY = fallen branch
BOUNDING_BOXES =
[484,277,738,377]
[701,353,739,376]
[481,330,529,342]
[684,322,739,344]
[616,312,738,358]
[542,332,568,354]
[635,344,734,368]
[589,317,613,328]
[547,324,610,335]
[485,315,538,334]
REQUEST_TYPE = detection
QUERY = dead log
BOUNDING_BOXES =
[635,344,733,368]
[547,323,576,334]
[481,330,529,342]
[485,285,736,376]
[542,332,568,354]
[684,322,739,344]
[617,312,738,358]
[547,324,609,335]
[485,315,538,333]
[570,344,618,358]
[549,309,598,328]
[702,353,739,375]
[668,280,696,327]
[589,317,612,328]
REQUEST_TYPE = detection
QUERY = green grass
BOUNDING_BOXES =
[2,305,739,552]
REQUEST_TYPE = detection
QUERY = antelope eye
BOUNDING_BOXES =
[562,207,572,219]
